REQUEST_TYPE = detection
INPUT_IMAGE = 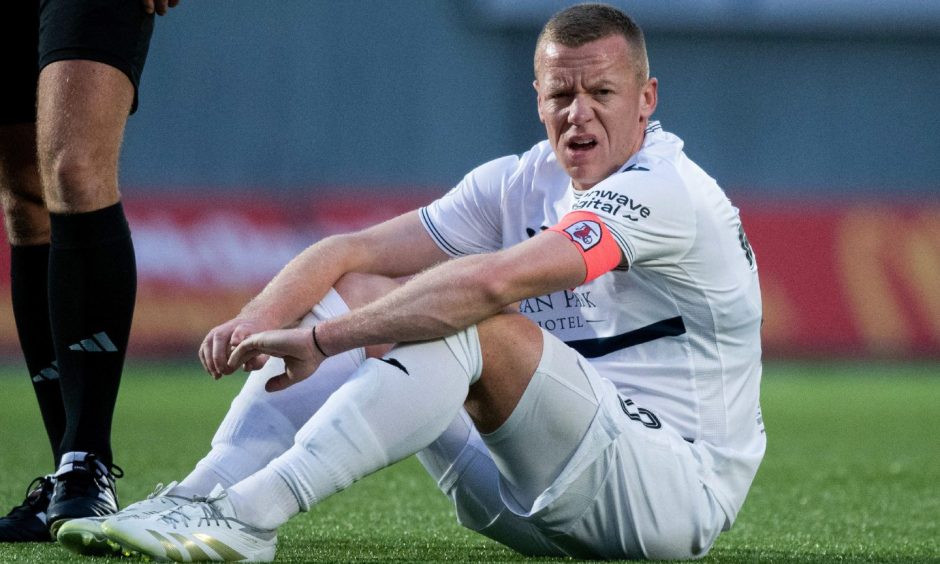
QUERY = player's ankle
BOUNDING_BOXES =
[227,470,297,531]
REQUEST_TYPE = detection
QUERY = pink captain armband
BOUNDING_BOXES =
[547,211,623,283]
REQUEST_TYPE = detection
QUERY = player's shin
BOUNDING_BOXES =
[228,327,483,530]
[179,293,367,497]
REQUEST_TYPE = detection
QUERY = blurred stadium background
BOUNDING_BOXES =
[1,2,939,562]
[1,0,939,361]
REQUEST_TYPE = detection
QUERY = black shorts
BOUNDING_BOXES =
[0,0,154,125]
[1,2,40,125]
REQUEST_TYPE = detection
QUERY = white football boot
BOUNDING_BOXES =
[101,484,277,562]
[57,481,187,556]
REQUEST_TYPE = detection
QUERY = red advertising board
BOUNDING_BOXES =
[1,193,938,359]
[742,200,940,357]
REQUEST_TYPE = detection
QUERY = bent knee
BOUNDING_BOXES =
[39,153,119,213]
[1,188,49,245]
[465,314,543,433]
[476,313,543,368]
[333,272,400,310]
[333,272,401,359]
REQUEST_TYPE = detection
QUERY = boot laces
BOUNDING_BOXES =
[3,475,54,518]
[159,491,233,529]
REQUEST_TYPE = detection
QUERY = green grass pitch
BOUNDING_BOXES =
[0,360,937,563]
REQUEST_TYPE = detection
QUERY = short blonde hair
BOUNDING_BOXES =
[535,3,649,83]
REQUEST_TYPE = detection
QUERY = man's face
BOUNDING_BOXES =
[535,34,657,190]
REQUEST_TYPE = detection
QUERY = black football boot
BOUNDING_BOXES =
[0,475,56,542]
[46,452,121,537]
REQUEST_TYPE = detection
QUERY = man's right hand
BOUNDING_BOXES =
[199,316,272,379]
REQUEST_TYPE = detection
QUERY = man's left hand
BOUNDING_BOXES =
[228,327,326,392]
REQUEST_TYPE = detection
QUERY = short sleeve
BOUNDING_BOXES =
[420,155,518,256]
[570,167,695,267]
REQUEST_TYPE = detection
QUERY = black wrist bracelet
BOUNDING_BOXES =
[312,325,329,357]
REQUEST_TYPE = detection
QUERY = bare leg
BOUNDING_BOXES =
[36,60,135,468]
[464,314,543,433]
[37,61,130,213]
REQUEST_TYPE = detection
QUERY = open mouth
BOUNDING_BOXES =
[567,136,597,152]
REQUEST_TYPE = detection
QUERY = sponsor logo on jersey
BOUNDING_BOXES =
[573,190,651,222]
[564,220,602,250]
[519,290,600,332]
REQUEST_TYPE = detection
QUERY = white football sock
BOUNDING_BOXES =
[177,290,365,496]
[227,467,299,530]
[234,327,482,529]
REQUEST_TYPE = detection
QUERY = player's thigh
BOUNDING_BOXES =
[473,336,724,559]
[36,60,134,212]
[475,328,601,506]
[533,378,725,560]
[36,0,155,211]
[39,0,154,112]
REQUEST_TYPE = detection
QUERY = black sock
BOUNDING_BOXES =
[10,243,65,468]
[48,203,137,466]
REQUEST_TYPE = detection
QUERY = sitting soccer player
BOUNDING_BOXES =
[63,4,765,561]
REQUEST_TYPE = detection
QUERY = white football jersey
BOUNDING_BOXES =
[420,122,765,524]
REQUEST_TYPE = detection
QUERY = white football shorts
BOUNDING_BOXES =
[427,329,726,560]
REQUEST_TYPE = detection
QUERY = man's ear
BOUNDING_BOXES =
[640,77,658,120]
[534,80,546,124]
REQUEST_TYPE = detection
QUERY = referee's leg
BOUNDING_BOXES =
[38,0,156,531]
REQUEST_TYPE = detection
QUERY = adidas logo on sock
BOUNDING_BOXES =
[68,332,118,353]
[31,361,60,383]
